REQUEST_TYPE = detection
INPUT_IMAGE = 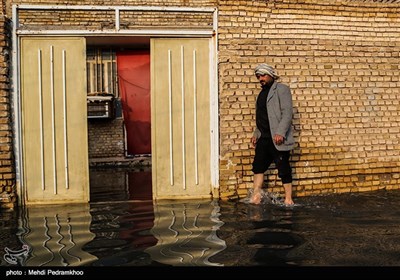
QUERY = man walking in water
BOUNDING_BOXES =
[250,63,295,205]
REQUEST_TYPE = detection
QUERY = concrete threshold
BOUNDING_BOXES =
[89,156,151,169]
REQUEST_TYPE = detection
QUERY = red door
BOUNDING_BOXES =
[117,50,151,156]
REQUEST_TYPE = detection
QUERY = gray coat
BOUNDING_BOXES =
[253,81,295,151]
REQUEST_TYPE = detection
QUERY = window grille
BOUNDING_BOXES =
[86,48,118,97]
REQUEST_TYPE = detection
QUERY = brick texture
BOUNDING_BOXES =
[16,9,213,30]
[88,118,125,158]
[0,0,16,209]
[218,0,400,200]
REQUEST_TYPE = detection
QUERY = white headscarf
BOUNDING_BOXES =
[254,63,279,79]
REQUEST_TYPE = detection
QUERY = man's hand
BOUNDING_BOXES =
[251,136,257,148]
[273,134,284,145]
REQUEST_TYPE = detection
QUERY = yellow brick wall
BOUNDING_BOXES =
[218,0,400,200]
[10,0,216,6]
[16,9,213,30]
[7,0,218,17]
[0,0,16,209]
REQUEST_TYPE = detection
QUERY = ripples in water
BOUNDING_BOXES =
[2,189,400,266]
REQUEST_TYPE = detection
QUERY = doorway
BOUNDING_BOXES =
[19,36,215,204]
[86,37,153,202]
[87,36,215,201]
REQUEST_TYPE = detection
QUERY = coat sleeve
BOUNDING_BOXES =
[276,84,293,138]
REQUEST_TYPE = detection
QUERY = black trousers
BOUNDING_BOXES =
[252,137,292,184]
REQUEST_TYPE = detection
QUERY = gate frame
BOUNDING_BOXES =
[11,4,219,206]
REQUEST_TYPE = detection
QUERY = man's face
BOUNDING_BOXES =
[256,74,273,86]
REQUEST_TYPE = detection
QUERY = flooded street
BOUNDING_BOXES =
[2,168,400,267]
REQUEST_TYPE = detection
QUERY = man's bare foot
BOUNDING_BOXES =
[284,198,294,206]
[250,191,262,204]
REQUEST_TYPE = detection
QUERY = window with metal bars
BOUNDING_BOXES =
[86,48,119,97]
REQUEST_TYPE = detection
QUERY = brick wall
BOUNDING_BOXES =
[0,0,16,209]
[218,0,400,200]
[10,0,216,6]
[88,118,125,158]
[16,9,213,30]
[7,0,218,17]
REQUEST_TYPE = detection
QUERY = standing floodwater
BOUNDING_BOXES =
[2,189,400,266]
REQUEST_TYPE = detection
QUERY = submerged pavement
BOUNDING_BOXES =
[2,188,400,267]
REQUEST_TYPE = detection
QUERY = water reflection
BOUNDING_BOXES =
[89,167,152,202]
[209,201,302,266]
[0,210,23,266]
[4,189,400,266]
[145,200,226,266]
[85,201,158,266]
[18,204,97,266]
